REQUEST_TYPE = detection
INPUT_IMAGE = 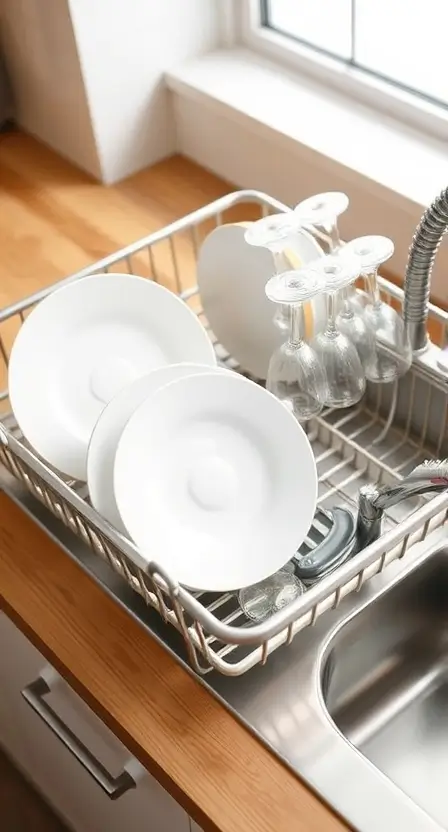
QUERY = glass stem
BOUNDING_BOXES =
[273,251,290,326]
[289,304,304,347]
[340,287,352,317]
[366,268,381,308]
[323,222,341,254]
[325,292,338,335]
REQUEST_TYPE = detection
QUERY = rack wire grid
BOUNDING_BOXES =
[1,189,448,676]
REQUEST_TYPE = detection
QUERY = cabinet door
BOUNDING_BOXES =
[0,613,188,832]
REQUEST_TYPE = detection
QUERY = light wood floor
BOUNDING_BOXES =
[0,129,270,404]
[0,129,260,308]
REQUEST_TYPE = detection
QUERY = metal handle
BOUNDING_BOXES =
[22,675,136,800]
[294,507,356,583]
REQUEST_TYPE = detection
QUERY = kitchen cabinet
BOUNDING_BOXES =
[0,613,188,832]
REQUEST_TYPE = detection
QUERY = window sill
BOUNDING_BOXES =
[166,48,448,302]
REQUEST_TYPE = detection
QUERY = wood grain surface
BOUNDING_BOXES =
[0,131,349,831]
[0,494,349,832]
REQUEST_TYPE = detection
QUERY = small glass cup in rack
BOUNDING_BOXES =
[312,253,366,408]
[245,213,299,334]
[343,235,412,383]
[265,267,328,421]
[238,567,305,624]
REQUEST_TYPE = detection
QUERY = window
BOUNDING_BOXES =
[262,0,447,108]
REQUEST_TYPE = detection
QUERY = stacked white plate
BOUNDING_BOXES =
[9,257,318,593]
[87,361,230,533]
[9,274,216,480]
[113,371,317,591]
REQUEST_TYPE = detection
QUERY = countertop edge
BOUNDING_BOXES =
[0,491,349,832]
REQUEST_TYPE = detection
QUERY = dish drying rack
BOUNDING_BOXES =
[1,190,448,677]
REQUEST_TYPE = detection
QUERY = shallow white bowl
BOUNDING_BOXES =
[88,362,230,533]
[8,274,216,480]
[114,372,317,592]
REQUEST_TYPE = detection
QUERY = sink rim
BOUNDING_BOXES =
[313,529,448,830]
[317,529,448,699]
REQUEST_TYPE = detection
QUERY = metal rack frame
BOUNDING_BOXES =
[1,190,447,676]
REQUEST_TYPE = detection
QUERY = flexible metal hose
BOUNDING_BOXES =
[404,185,448,352]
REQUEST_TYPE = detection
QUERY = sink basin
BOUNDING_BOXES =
[322,545,448,829]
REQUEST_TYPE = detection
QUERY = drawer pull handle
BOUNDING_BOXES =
[22,676,136,800]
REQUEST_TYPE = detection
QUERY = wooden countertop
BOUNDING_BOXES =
[0,493,349,832]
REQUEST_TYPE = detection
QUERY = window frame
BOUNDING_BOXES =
[237,0,448,142]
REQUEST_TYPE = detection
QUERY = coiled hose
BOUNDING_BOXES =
[404,186,448,352]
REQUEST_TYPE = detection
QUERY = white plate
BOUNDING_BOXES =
[88,362,230,533]
[8,274,216,480]
[197,222,325,380]
[114,372,317,592]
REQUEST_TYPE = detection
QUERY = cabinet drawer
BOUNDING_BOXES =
[0,613,188,832]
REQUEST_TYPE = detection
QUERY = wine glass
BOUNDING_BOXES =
[295,191,367,314]
[312,254,366,408]
[245,213,299,333]
[294,192,349,253]
[343,236,412,383]
[265,268,328,421]
[335,274,376,370]
[295,191,365,320]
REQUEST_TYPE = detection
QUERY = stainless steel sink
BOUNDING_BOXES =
[322,543,448,829]
[5,471,448,832]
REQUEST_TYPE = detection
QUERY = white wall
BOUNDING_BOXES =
[1,0,101,179]
[171,90,448,302]
[68,0,220,183]
[1,0,221,182]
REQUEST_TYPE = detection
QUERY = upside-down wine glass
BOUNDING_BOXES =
[294,191,349,253]
[295,191,364,317]
[265,268,328,421]
[312,254,366,408]
[343,236,412,383]
[335,268,376,371]
[245,213,299,334]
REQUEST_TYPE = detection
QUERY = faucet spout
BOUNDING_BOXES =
[356,460,448,549]
[295,461,448,585]
[404,186,448,352]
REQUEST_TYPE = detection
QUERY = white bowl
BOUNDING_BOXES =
[197,222,325,380]
[114,372,317,592]
[8,274,216,480]
[88,362,230,532]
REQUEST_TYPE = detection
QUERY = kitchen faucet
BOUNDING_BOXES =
[404,186,448,353]
[295,460,448,584]
[356,459,448,549]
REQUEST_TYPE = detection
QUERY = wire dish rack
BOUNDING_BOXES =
[1,190,448,676]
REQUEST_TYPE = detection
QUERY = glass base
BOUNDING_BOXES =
[324,391,363,408]
[273,384,323,421]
